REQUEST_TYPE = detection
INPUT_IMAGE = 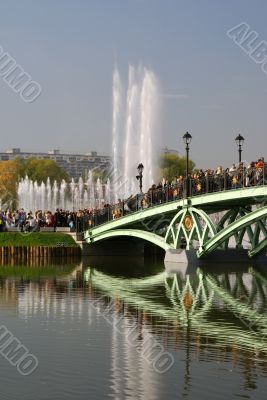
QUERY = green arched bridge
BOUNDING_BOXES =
[84,185,267,260]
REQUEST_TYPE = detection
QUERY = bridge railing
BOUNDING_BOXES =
[79,166,267,231]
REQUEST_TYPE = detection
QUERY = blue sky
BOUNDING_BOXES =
[0,0,267,168]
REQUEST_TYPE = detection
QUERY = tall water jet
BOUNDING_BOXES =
[87,170,95,210]
[105,178,111,204]
[112,64,160,201]
[139,68,159,190]
[78,177,84,209]
[123,65,141,198]
[47,178,52,211]
[74,187,79,209]
[41,182,46,211]
[52,181,58,210]
[84,189,88,207]
[96,178,103,209]
[29,179,34,211]
[112,67,123,203]
[60,180,67,210]
[70,178,75,211]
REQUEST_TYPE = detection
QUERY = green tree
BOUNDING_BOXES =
[159,153,195,182]
[91,166,111,183]
[22,158,69,184]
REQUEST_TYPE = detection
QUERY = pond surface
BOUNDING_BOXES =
[0,258,267,399]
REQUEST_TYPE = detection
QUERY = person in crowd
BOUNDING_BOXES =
[18,209,26,232]
[0,211,6,232]
[229,163,237,177]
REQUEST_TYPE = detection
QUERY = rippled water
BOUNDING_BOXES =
[0,258,267,399]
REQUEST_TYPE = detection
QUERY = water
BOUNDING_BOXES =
[0,259,267,399]
[112,66,123,201]
[112,65,160,201]
[17,173,109,211]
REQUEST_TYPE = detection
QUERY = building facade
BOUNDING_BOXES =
[0,148,112,180]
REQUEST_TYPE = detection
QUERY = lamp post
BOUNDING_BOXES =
[235,134,245,163]
[183,131,192,198]
[136,163,144,193]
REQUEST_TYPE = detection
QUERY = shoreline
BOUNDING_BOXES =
[0,232,82,260]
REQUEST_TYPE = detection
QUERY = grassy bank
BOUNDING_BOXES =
[0,264,77,278]
[0,232,78,247]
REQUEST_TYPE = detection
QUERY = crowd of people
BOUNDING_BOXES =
[145,158,266,202]
[0,209,89,233]
[0,158,266,232]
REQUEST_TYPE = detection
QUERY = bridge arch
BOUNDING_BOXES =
[165,206,216,251]
[197,206,267,258]
[85,228,174,251]
[83,187,267,258]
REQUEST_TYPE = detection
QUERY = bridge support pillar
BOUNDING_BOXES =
[165,248,267,265]
[164,249,196,264]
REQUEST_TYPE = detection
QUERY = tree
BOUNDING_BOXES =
[0,158,69,209]
[22,158,69,184]
[159,153,195,182]
[0,160,21,208]
[91,166,112,183]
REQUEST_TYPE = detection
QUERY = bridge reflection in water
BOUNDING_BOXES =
[83,264,267,354]
[83,263,267,394]
[0,261,267,397]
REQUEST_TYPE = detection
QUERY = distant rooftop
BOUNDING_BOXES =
[5,148,21,154]
[162,146,179,156]
[3,148,101,157]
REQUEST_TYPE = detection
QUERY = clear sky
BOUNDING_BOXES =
[0,0,267,168]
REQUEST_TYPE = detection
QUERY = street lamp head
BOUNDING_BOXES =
[235,134,245,147]
[137,163,144,175]
[183,131,192,145]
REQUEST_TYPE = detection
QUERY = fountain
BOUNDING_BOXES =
[111,64,160,202]
[11,63,160,212]
[17,172,108,212]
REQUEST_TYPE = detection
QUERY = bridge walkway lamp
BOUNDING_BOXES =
[235,134,245,164]
[182,132,192,198]
[136,163,144,211]
[136,163,144,193]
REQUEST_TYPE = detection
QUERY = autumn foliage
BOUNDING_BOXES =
[0,158,69,208]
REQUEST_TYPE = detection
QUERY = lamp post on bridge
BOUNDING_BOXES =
[235,134,245,163]
[136,163,144,211]
[136,163,144,193]
[183,131,192,198]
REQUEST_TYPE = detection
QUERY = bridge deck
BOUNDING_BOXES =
[84,186,267,240]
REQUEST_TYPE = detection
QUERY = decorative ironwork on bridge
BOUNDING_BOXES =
[84,185,267,259]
